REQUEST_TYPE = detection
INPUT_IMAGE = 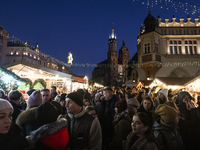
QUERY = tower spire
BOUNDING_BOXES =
[109,22,116,39]
[148,7,151,14]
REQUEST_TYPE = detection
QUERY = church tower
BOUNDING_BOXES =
[107,27,118,86]
[119,40,129,82]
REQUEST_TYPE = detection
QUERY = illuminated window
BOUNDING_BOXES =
[169,40,197,55]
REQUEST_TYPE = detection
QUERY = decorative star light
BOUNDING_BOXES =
[67,52,73,65]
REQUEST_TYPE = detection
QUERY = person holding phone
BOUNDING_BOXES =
[177,91,200,150]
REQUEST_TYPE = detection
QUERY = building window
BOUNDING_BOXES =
[178,46,182,54]
[169,40,197,55]
[189,46,193,55]
[185,46,188,54]
[155,43,158,53]
[174,46,177,54]
[144,43,150,54]
[194,46,197,54]
[170,46,173,54]
[184,40,197,55]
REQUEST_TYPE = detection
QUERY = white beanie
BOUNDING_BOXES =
[159,89,168,101]
[0,99,13,111]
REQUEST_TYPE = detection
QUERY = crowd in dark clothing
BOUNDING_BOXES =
[1,85,200,150]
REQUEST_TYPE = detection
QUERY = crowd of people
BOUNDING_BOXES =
[0,85,200,150]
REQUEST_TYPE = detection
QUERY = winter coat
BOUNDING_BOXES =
[29,118,69,150]
[177,91,200,150]
[104,94,119,144]
[62,107,102,150]
[0,124,29,150]
[123,132,158,150]
[9,100,21,123]
[109,111,132,150]
[152,119,184,150]
[127,97,140,118]
[16,107,40,136]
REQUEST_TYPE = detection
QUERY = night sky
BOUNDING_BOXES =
[1,0,200,79]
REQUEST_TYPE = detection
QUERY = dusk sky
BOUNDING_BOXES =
[1,0,200,79]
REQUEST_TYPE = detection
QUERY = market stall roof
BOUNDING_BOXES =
[139,80,153,87]
[155,77,193,86]
[125,80,136,87]
[184,75,200,86]
[4,61,72,80]
[0,65,24,82]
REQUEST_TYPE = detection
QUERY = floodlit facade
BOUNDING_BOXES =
[128,10,200,83]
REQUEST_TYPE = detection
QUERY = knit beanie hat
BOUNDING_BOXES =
[60,93,67,102]
[159,89,168,101]
[35,102,59,126]
[115,99,127,113]
[155,104,178,127]
[51,100,64,115]
[66,92,83,107]
[0,99,13,111]
[27,89,36,96]
[28,90,43,106]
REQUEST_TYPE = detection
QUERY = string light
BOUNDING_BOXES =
[132,0,200,16]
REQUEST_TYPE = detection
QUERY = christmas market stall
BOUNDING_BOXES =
[0,65,24,94]
[149,77,193,91]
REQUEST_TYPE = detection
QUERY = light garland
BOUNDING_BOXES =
[133,0,200,17]
[8,33,200,69]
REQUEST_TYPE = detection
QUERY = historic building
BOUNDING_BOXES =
[0,26,10,65]
[92,28,129,86]
[0,26,88,92]
[127,10,200,84]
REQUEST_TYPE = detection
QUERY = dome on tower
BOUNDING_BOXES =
[143,8,156,33]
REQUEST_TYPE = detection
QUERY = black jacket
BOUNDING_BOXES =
[177,91,200,150]
[152,119,184,150]
[0,124,29,150]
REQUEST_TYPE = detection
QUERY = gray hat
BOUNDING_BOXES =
[0,99,13,111]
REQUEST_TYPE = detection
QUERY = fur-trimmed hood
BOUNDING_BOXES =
[16,107,37,127]
[29,118,68,144]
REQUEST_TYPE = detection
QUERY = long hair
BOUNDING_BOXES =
[134,112,158,145]
[141,96,155,111]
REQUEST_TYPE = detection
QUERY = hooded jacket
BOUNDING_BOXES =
[16,107,39,136]
[29,118,69,150]
[152,119,184,150]
[177,91,200,150]
[109,110,132,150]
